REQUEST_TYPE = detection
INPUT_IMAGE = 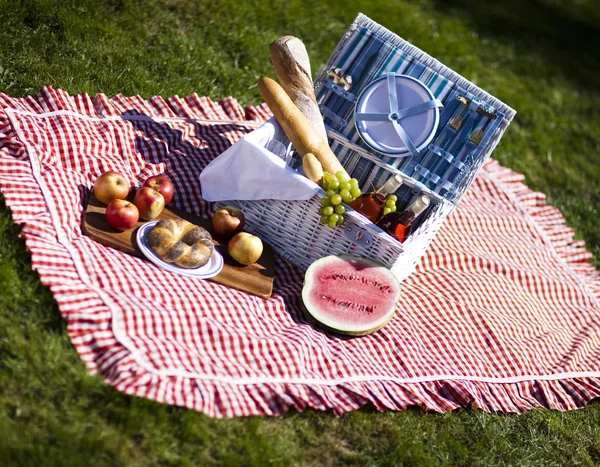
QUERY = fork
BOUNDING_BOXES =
[408,109,465,181]
[439,121,487,196]
[440,114,464,148]
[424,113,464,171]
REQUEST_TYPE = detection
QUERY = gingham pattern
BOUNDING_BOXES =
[1,87,599,418]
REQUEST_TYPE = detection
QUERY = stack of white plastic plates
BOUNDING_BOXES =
[355,74,440,156]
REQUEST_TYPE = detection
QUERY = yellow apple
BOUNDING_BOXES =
[93,171,130,205]
[228,232,263,266]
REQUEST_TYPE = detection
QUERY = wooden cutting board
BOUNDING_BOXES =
[82,195,275,299]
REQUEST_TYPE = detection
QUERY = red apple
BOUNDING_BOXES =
[228,232,263,266]
[143,175,174,204]
[212,206,245,238]
[93,171,130,205]
[133,187,165,220]
[105,199,139,231]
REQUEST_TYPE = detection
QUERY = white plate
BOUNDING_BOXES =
[355,74,440,156]
[136,221,224,279]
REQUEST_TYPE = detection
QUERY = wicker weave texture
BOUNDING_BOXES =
[216,191,453,282]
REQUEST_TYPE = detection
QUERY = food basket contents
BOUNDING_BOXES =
[257,76,347,181]
[209,13,515,284]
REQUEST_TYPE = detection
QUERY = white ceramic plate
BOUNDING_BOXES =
[136,221,224,279]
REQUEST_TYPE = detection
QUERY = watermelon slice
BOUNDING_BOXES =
[301,255,401,336]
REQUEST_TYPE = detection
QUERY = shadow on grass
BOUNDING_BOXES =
[432,0,600,91]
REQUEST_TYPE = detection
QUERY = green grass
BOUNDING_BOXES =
[1,0,599,465]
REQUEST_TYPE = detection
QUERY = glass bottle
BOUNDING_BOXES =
[376,194,430,243]
[350,174,403,223]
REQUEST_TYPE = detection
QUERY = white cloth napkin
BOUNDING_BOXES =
[200,118,320,201]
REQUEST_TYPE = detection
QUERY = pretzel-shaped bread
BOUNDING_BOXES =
[147,218,214,269]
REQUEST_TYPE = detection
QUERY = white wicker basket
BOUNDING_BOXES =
[217,14,515,281]
[220,188,454,281]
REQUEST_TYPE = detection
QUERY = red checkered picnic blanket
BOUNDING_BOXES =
[1,87,599,417]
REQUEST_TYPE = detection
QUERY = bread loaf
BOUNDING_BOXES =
[302,153,324,184]
[269,36,328,143]
[258,77,348,179]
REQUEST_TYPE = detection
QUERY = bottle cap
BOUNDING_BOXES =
[408,195,430,216]
[377,174,403,196]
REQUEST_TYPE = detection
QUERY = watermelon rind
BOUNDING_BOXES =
[299,295,396,337]
[301,254,401,336]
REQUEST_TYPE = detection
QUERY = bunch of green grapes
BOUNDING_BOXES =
[317,171,362,229]
[382,194,398,217]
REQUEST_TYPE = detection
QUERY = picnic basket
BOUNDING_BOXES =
[216,14,516,281]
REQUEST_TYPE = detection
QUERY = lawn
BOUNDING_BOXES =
[1,0,599,465]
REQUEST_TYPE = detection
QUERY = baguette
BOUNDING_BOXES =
[269,36,328,143]
[302,153,324,185]
[258,77,348,179]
